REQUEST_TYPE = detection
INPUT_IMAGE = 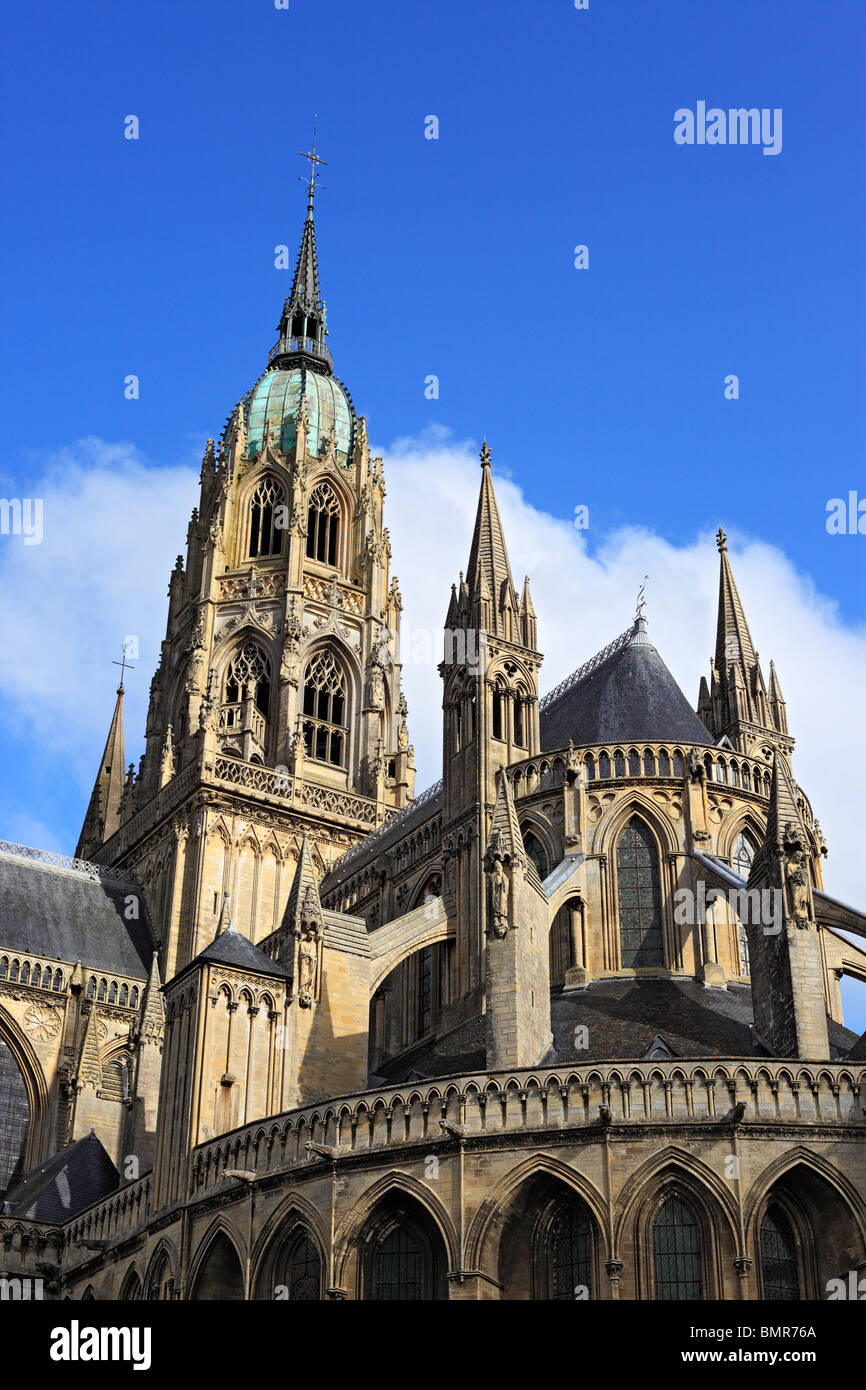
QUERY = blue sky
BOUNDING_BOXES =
[0,1,864,1020]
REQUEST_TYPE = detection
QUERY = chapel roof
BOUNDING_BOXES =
[539,617,715,751]
[0,844,156,978]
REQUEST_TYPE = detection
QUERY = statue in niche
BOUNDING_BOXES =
[485,831,510,939]
[688,748,706,782]
[296,886,323,1007]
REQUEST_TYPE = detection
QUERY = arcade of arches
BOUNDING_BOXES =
[142,1159,863,1301]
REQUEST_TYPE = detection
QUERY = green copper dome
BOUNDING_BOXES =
[245,365,354,464]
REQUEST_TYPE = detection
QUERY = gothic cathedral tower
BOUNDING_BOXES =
[77,154,415,981]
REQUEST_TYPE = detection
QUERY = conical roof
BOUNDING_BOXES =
[75,683,126,858]
[539,618,714,750]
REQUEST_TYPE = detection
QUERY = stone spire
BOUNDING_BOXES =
[485,769,526,869]
[271,134,330,372]
[464,442,518,636]
[714,527,756,673]
[282,832,323,932]
[700,528,792,757]
[75,679,127,860]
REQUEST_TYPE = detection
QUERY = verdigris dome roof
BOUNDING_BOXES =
[245,365,354,463]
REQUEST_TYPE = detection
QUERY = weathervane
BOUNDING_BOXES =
[299,116,327,210]
[634,576,648,624]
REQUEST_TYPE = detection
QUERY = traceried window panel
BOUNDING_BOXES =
[223,642,272,716]
[731,829,757,879]
[302,649,347,767]
[248,476,286,559]
[288,1235,322,1301]
[616,816,664,968]
[305,482,341,567]
[760,1205,801,1300]
[522,831,549,882]
[0,1039,30,1198]
[372,1226,424,1301]
[548,1198,593,1300]
[652,1194,703,1300]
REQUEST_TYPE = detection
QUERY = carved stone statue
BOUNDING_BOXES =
[785,851,811,929]
[688,748,705,783]
[296,885,323,1007]
[485,833,510,940]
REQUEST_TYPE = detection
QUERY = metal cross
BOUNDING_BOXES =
[299,116,327,205]
[112,648,136,692]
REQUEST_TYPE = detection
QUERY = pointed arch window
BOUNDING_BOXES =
[616,816,664,968]
[548,1198,593,1300]
[731,829,757,879]
[522,830,549,882]
[0,1038,30,1199]
[223,642,272,718]
[652,1194,703,1300]
[306,482,340,567]
[372,1225,424,1301]
[760,1204,800,1300]
[302,649,347,767]
[248,476,286,559]
[288,1234,321,1301]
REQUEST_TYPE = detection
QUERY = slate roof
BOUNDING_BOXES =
[196,923,291,979]
[0,846,157,978]
[373,978,859,1082]
[539,620,714,752]
[2,1131,118,1223]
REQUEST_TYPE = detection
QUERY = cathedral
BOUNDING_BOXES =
[1,161,865,1302]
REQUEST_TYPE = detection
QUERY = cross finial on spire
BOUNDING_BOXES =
[112,646,136,695]
[480,439,491,469]
[299,116,327,216]
[716,527,727,553]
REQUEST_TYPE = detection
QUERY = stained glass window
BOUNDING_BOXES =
[760,1205,800,1300]
[373,1226,423,1300]
[0,1039,29,1198]
[549,1199,592,1300]
[616,817,664,968]
[289,1235,321,1300]
[653,1194,703,1300]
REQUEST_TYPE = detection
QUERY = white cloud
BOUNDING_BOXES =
[378,427,866,915]
[1,428,863,925]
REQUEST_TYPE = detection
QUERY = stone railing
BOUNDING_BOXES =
[508,743,774,802]
[61,1175,153,1264]
[190,1059,866,1199]
[0,839,132,885]
[213,755,293,799]
[303,573,365,615]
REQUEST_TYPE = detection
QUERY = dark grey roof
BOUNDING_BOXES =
[196,924,290,979]
[0,847,157,978]
[374,978,858,1081]
[540,625,714,751]
[3,1131,118,1223]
